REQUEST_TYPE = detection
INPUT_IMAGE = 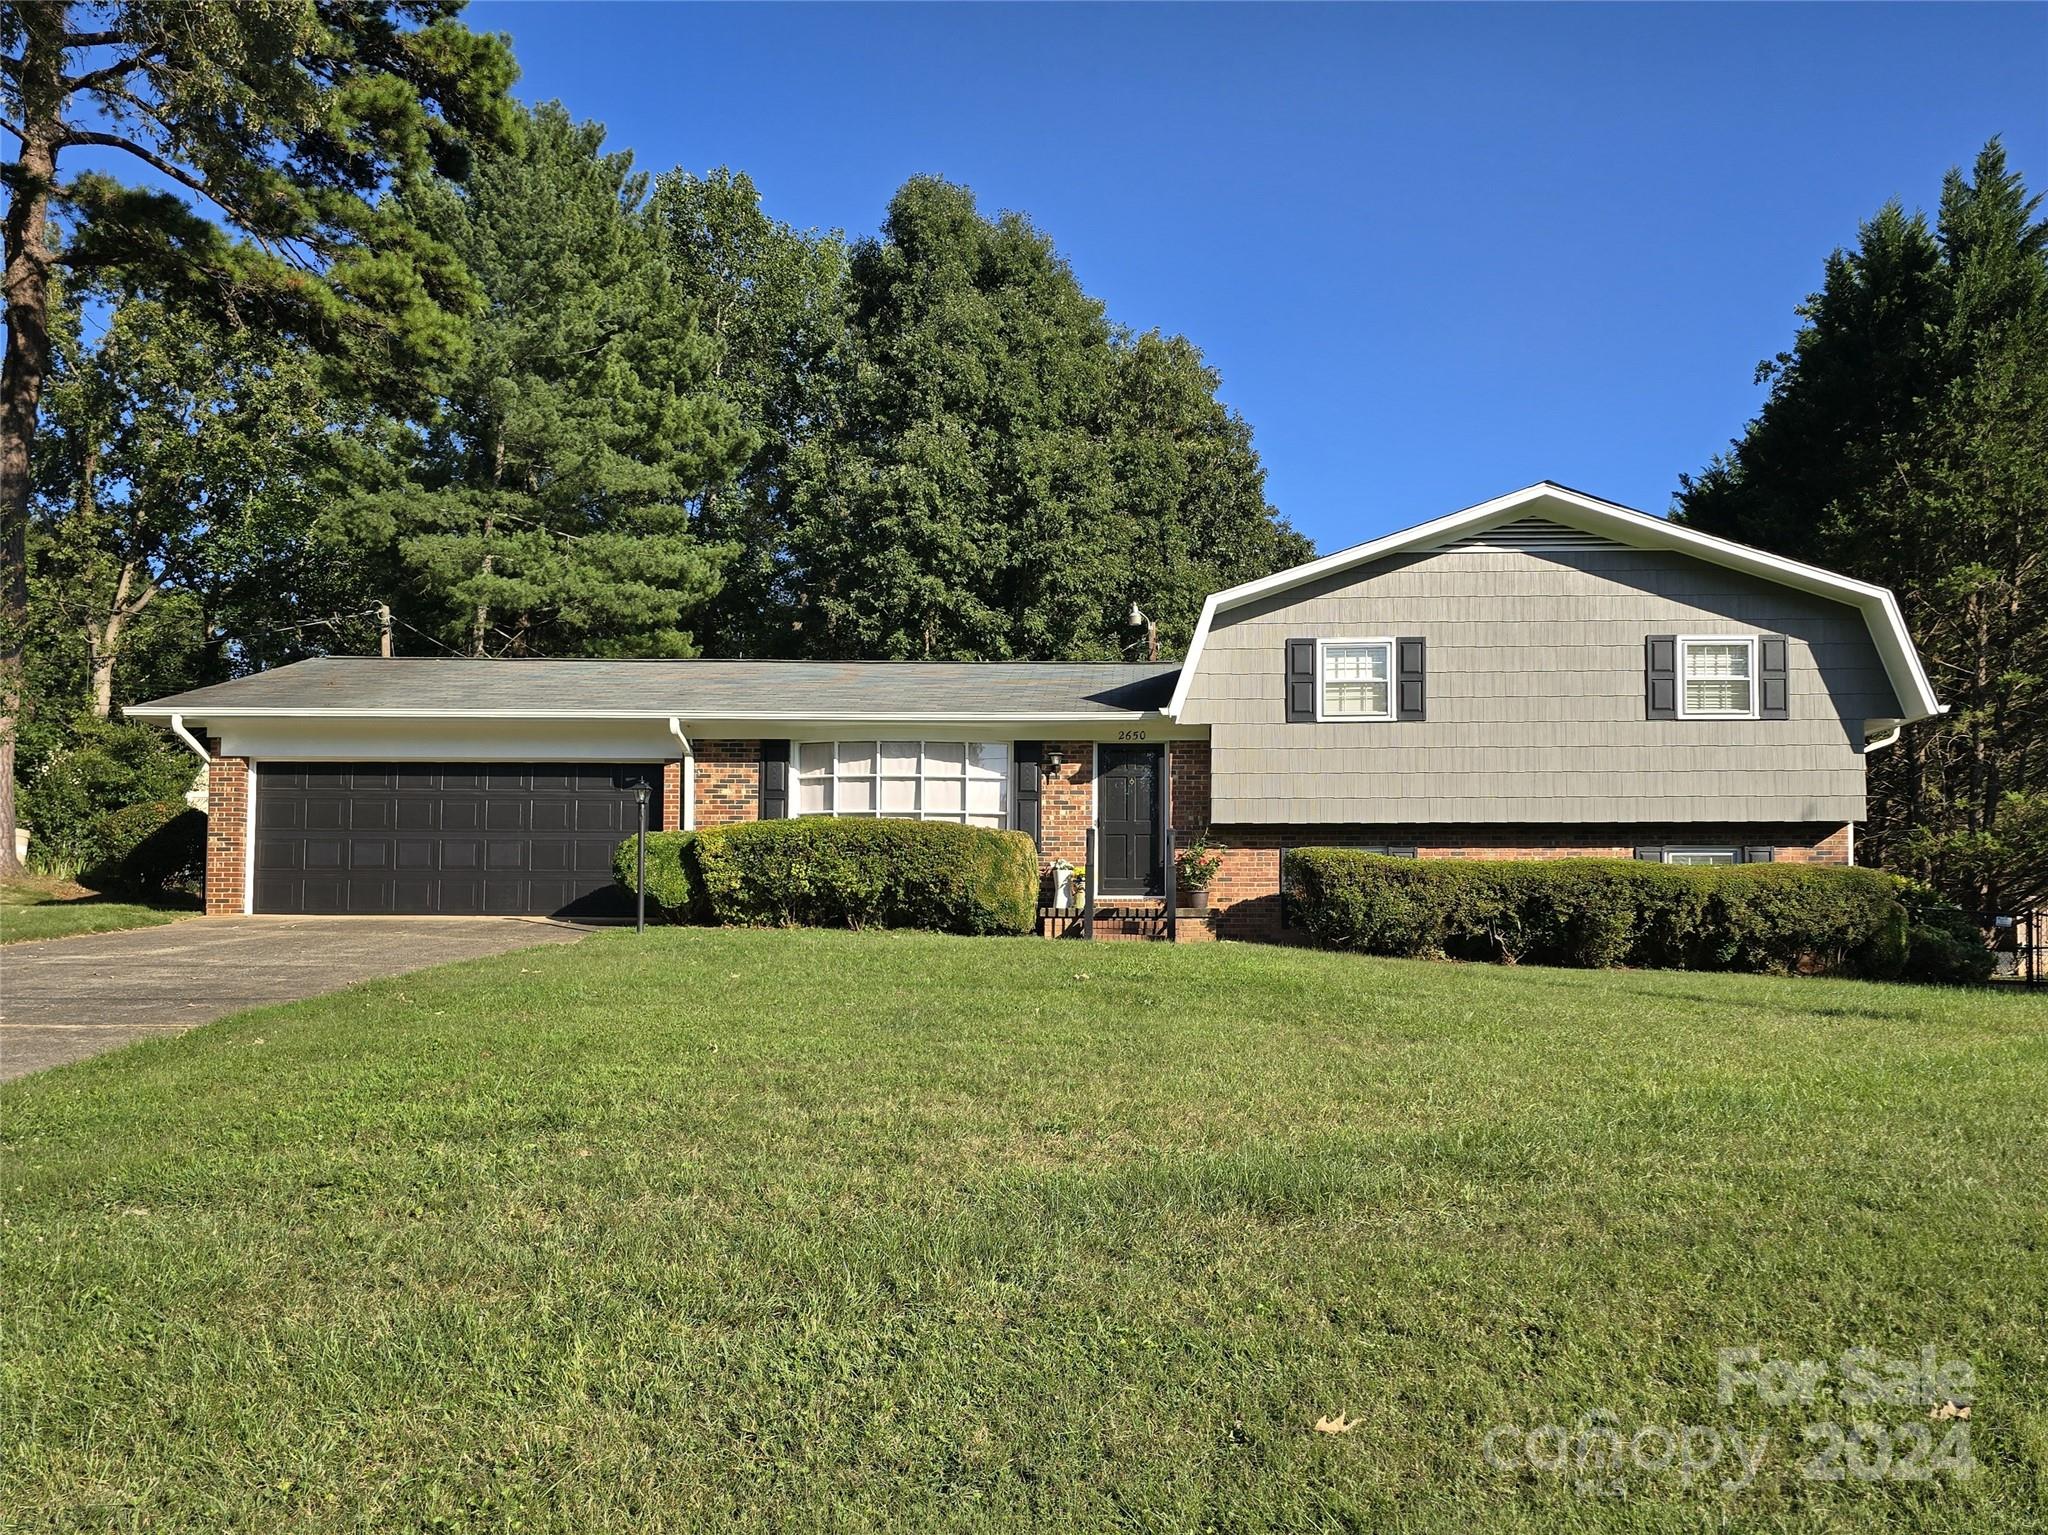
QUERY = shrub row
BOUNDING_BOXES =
[1283,852,1921,978]
[80,800,206,896]
[614,818,1039,936]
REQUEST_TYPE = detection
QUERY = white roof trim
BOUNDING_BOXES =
[1164,482,1943,726]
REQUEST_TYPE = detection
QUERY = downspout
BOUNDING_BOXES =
[168,712,209,762]
[1864,724,1903,754]
[668,717,695,831]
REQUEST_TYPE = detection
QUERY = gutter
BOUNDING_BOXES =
[167,713,210,761]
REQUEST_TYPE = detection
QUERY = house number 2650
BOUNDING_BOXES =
[1116,729,1150,741]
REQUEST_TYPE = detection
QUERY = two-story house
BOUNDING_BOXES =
[131,484,1941,934]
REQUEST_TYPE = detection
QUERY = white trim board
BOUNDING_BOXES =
[1164,482,1943,729]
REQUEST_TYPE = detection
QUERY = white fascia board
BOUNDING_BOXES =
[1165,483,1943,726]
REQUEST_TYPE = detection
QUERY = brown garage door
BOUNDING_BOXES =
[254,763,662,917]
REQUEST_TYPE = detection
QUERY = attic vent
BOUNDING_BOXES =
[1434,516,1627,554]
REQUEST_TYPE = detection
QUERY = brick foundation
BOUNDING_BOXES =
[693,739,762,828]
[203,749,250,915]
[1201,822,1856,940]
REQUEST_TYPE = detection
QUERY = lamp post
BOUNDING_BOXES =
[634,786,649,935]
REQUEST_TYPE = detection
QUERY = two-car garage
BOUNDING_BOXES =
[253,763,662,918]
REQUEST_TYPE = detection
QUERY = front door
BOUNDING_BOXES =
[1097,745,1162,896]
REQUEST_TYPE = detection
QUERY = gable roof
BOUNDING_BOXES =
[128,656,1181,723]
[1164,482,1943,727]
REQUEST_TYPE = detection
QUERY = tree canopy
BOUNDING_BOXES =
[336,102,749,657]
[3,0,520,870]
[780,176,1309,660]
[1676,140,2046,911]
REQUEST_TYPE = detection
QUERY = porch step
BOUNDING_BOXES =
[1037,900,1214,942]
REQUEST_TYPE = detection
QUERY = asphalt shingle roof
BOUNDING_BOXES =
[131,656,1183,718]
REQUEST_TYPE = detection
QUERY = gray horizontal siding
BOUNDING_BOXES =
[1182,547,1898,825]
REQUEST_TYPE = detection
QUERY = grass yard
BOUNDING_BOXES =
[2,930,2044,1533]
[0,876,198,944]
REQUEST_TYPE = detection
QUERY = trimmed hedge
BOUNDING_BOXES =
[1284,852,1913,979]
[612,830,706,923]
[80,801,206,896]
[615,819,1038,936]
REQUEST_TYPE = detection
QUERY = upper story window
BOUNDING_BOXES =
[1679,637,1756,718]
[1318,638,1394,721]
[796,740,1009,827]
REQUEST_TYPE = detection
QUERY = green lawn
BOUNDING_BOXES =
[2,930,2043,1533]
[0,876,198,943]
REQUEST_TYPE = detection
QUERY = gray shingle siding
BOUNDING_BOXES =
[1180,547,1898,825]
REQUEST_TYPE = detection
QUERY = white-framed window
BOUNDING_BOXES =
[1678,636,1757,718]
[1317,637,1395,722]
[796,740,1010,828]
[1664,848,1741,865]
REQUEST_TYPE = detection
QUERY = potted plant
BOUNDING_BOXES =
[1174,835,1222,913]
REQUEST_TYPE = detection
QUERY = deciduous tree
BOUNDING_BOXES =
[2,0,518,871]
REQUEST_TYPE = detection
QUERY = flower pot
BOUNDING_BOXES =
[1181,886,1210,914]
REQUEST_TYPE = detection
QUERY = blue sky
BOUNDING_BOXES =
[476,2,2043,556]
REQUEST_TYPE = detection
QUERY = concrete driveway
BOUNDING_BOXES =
[0,917,591,1082]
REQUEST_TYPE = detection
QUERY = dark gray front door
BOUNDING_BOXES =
[1097,745,1162,896]
[254,763,659,918]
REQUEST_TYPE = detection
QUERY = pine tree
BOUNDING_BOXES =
[338,104,750,656]
[2,0,518,873]
[1677,141,2046,911]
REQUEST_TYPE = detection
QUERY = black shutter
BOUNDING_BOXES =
[1634,846,1665,862]
[1758,634,1789,719]
[1011,741,1043,847]
[1285,638,1317,722]
[760,740,791,819]
[1646,635,1677,719]
[1742,846,1775,864]
[1396,637,1426,721]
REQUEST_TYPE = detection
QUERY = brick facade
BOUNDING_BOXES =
[1035,739,1096,868]
[693,739,762,828]
[1200,821,1856,940]
[203,749,250,916]
[1168,740,1210,834]
[661,760,683,831]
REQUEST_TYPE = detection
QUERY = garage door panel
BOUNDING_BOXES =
[347,879,395,914]
[258,838,303,870]
[350,800,394,831]
[254,763,656,917]
[349,839,391,869]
